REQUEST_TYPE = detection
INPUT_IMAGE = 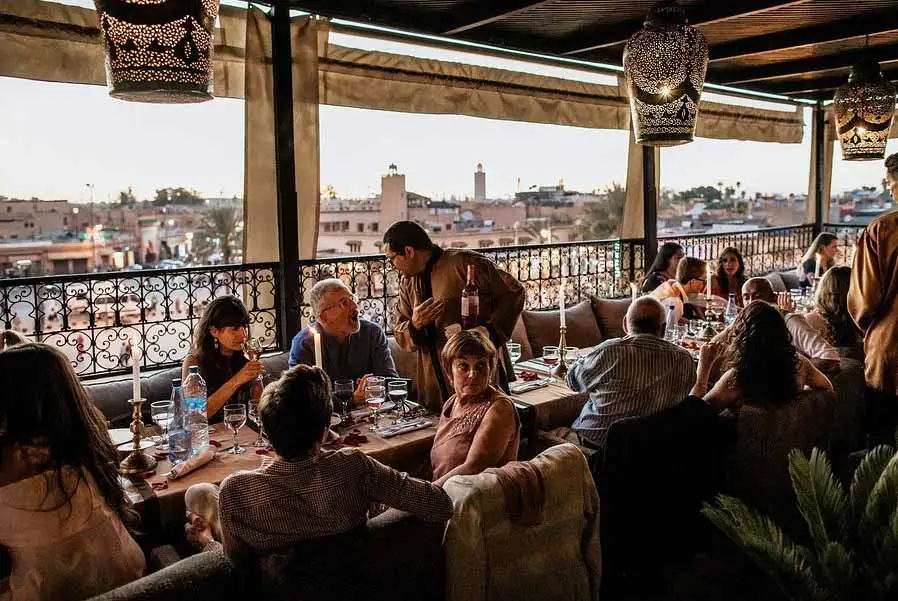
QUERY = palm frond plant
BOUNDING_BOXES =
[703,446,898,601]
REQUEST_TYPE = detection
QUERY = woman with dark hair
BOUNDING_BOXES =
[431,330,520,486]
[806,266,863,359]
[710,247,746,307]
[641,242,685,293]
[797,232,838,289]
[705,302,832,407]
[182,296,263,419]
[0,343,145,600]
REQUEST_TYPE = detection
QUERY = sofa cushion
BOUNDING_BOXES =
[510,316,534,361]
[521,300,603,356]
[765,272,787,293]
[591,297,631,340]
[779,270,800,290]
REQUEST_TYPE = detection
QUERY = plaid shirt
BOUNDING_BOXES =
[219,449,453,557]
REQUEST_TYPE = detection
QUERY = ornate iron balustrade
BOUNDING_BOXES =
[298,239,644,334]
[659,225,816,275]
[0,263,281,379]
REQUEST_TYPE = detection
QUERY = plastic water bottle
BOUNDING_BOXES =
[183,366,209,456]
[724,293,738,327]
[166,378,190,464]
[665,304,678,341]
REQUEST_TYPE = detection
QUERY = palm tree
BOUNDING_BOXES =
[703,446,898,601]
[578,182,627,240]
[191,206,243,264]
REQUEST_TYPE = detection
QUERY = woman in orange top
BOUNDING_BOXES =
[430,330,520,486]
[710,247,746,307]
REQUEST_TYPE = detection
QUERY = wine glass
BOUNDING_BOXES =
[388,379,409,418]
[564,346,579,364]
[334,379,355,420]
[366,377,386,432]
[542,345,559,367]
[223,404,247,455]
[242,337,262,362]
[150,400,174,452]
[247,395,269,448]
[507,342,522,365]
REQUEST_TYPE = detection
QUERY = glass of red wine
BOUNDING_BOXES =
[334,379,355,420]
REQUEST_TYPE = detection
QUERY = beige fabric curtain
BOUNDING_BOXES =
[621,126,660,239]
[0,0,245,98]
[806,107,835,224]
[243,9,322,261]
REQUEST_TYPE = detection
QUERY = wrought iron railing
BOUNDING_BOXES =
[298,238,644,334]
[0,263,281,379]
[660,224,816,276]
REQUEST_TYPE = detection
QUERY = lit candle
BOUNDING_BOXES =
[559,277,566,329]
[706,261,713,300]
[312,325,323,369]
[130,337,141,403]
[630,282,638,302]
[815,253,821,279]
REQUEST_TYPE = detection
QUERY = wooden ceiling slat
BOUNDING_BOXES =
[712,45,898,84]
[753,65,898,96]
[710,10,898,62]
[559,0,814,57]
[442,1,556,35]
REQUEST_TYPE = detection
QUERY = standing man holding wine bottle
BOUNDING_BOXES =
[383,221,525,411]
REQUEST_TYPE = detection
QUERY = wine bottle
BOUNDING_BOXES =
[461,264,480,330]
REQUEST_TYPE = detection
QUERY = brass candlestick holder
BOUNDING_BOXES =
[550,326,569,381]
[118,397,158,476]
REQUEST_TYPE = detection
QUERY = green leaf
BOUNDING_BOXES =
[863,449,898,540]
[703,495,817,601]
[850,446,895,525]
[789,448,848,552]
[815,541,855,600]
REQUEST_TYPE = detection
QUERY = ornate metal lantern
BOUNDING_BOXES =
[833,58,897,161]
[93,0,220,103]
[623,0,709,146]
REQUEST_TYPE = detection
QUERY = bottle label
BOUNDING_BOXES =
[461,296,479,316]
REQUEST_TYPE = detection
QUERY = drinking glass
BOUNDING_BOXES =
[247,395,268,447]
[506,342,522,365]
[366,377,386,431]
[564,346,579,364]
[388,379,409,418]
[242,337,262,362]
[542,345,559,367]
[334,379,355,420]
[150,400,174,452]
[223,404,247,455]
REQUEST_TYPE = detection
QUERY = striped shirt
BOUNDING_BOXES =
[219,449,453,558]
[567,334,696,448]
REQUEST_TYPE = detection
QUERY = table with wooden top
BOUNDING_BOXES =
[122,415,437,539]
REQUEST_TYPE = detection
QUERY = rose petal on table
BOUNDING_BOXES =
[254,449,269,455]
[138,469,157,479]
[208,440,222,448]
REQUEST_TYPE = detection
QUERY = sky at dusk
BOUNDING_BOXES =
[0,4,894,204]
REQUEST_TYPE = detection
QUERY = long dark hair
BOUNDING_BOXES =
[191,296,250,397]
[729,302,799,407]
[716,247,745,294]
[647,242,684,275]
[814,266,862,348]
[798,233,838,274]
[0,343,136,528]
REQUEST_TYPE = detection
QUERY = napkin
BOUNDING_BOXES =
[167,446,215,480]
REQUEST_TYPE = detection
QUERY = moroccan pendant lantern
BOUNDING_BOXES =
[833,58,897,161]
[93,0,219,103]
[623,0,709,146]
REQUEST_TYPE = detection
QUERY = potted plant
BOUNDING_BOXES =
[703,446,898,600]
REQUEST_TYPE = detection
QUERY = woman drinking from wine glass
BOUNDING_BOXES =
[0,343,145,600]
[431,330,520,486]
[182,296,263,421]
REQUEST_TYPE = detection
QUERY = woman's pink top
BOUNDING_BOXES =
[430,387,520,481]
[0,467,145,600]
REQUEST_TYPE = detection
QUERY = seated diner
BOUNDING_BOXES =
[804,266,863,360]
[641,242,684,293]
[0,343,145,600]
[431,330,520,486]
[710,247,746,306]
[181,296,264,420]
[797,232,838,289]
[650,256,708,321]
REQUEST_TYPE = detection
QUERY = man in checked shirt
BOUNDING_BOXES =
[215,365,453,558]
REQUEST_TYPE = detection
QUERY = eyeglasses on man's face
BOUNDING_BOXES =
[322,293,358,313]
